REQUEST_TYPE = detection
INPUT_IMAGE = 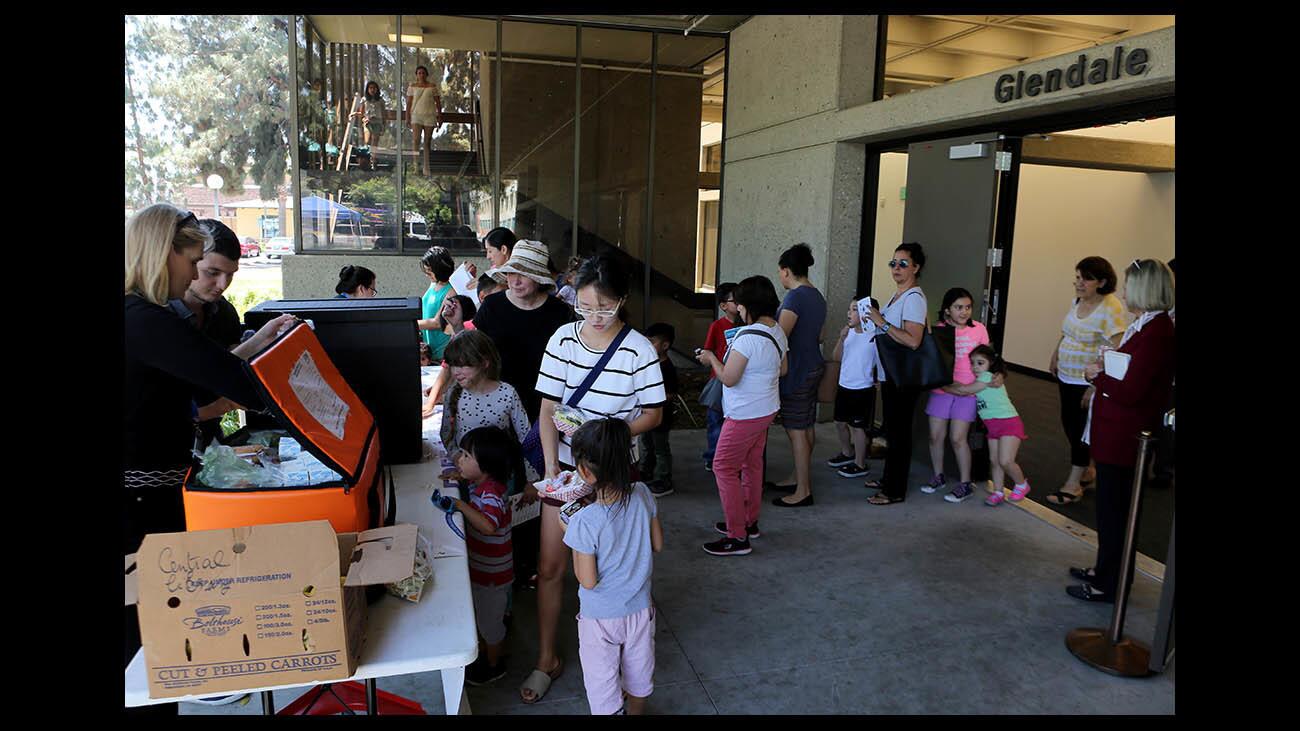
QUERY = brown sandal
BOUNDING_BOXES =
[867,493,903,505]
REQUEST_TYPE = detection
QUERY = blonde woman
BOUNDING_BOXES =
[1069,259,1175,603]
[124,204,294,563]
[124,204,294,691]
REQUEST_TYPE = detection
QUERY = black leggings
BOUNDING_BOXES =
[1092,461,1139,595]
[880,380,922,500]
[1057,381,1092,468]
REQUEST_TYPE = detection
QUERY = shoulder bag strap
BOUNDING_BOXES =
[724,328,784,362]
[566,323,634,408]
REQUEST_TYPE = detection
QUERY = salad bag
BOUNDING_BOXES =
[183,322,395,534]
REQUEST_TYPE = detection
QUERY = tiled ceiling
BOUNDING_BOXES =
[884,15,1175,97]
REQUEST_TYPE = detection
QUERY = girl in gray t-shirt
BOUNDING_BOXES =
[560,419,664,714]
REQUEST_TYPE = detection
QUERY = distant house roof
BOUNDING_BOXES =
[179,184,272,210]
[226,199,294,210]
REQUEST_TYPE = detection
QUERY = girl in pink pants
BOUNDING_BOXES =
[696,275,790,556]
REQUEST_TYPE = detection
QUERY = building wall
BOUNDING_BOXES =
[721,16,876,361]
[721,16,1175,361]
[283,253,491,300]
[1002,166,1175,371]
[233,208,295,242]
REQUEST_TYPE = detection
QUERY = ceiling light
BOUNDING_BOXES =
[388,27,425,44]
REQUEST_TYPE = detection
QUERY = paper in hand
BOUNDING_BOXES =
[857,298,873,321]
[509,492,541,527]
[1103,349,1131,380]
[449,263,479,307]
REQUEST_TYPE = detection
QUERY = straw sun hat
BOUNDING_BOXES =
[487,239,556,288]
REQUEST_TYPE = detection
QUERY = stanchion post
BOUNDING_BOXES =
[1065,431,1156,677]
[262,690,276,715]
[1109,430,1154,643]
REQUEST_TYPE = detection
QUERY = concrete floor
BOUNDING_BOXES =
[182,422,1174,716]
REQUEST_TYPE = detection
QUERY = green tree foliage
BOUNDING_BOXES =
[126,15,291,205]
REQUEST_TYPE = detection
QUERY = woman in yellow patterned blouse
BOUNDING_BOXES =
[1046,256,1130,505]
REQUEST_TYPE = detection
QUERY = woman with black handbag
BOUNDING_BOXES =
[862,243,930,505]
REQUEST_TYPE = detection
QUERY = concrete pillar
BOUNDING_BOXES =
[720,15,877,358]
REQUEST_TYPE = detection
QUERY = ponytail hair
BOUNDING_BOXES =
[969,344,1006,376]
[335,264,376,295]
[778,243,815,277]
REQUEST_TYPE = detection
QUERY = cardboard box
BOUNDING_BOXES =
[136,520,417,699]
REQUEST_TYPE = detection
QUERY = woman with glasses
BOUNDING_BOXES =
[768,243,828,508]
[520,254,666,704]
[1068,259,1174,602]
[123,204,295,700]
[334,264,378,298]
[861,242,929,505]
[1045,256,1129,506]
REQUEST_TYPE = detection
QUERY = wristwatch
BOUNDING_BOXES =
[880,322,892,334]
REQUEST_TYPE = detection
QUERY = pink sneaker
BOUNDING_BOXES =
[985,490,1006,506]
[1009,483,1031,502]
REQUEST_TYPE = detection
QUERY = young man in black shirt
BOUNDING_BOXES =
[178,220,249,448]
[639,323,679,497]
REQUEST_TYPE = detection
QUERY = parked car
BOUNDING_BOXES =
[240,236,261,258]
[264,236,295,259]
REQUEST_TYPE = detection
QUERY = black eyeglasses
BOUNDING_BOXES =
[888,258,912,269]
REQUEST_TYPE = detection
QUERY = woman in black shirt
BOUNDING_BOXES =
[472,239,575,421]
[124,204,293,672]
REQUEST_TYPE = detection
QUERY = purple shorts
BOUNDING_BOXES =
[577,606,656,714]
[926,391,978,423]
[983,416,1027,441]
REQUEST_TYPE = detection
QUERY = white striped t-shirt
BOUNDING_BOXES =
[536,322,668,466]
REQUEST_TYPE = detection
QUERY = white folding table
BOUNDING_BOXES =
[124,457,479,715]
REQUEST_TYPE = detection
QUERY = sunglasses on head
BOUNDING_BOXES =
[176,210,198,229]
[888,258,912,269]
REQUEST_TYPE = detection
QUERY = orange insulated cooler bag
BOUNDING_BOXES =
[184,322,394,533]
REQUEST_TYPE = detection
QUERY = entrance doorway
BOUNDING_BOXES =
[860,113,1175,563]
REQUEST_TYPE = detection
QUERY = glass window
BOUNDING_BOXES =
[295,15,400,252]
[497,21,577,256]
[398,15,495,254]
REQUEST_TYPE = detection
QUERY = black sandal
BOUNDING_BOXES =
[863,478,883,490]
[1069,566,1097,581]
[1045,490,1084,505]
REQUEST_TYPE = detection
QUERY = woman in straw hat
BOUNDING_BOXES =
[471,239,576,422]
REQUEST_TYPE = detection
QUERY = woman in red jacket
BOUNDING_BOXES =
[1068,259,1175,602]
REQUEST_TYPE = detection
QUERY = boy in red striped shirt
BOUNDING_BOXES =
[437,426,517,685]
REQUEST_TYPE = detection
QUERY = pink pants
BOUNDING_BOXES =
[577,606,656,714]
[713,413,775,539]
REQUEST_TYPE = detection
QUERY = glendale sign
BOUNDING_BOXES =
[995,47,1150,103]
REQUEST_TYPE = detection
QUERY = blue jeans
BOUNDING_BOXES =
[703,405,725,462]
